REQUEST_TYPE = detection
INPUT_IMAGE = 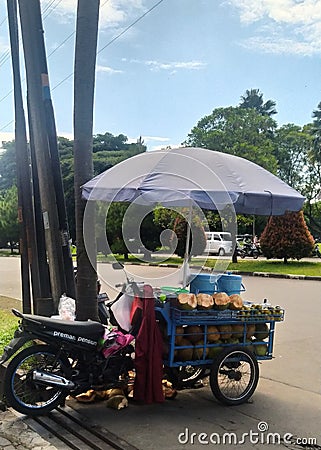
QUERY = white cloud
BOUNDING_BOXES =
[225,0,321,55]
[143,136,171,142]
[240,36,321,55]
[44,0,146,30]
[126,58,207,72]
[0,132,15,149]
[145,60,207,72]
[96,64,123,74]
[0,37,9,53]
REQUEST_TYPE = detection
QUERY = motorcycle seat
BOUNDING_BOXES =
[13,309,105,337]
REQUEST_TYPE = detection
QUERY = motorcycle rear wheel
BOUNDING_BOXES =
[4,344,71,416]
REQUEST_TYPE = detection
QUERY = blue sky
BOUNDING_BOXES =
[0,0,321,150]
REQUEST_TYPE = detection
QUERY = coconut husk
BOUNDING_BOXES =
[193,339,209,360]
[246,324,256,339]
[184,325,203,344]
[106,395,128,410]
[162,380,177,399]
[175,325,185,345]
[206,325,220,343]
[213,292,230,310]
[75,389,97,403]
[176,338,194,361]
[229,294,243,310]
[177,293,197,310]
[254,323,270,340]
[217,324,232,340]
[196,293,214,310]
[231,324,245,339]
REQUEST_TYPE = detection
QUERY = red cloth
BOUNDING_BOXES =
[133,284,165,404]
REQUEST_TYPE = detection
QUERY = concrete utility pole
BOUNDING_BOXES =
[18,0,65,310]
[7,0,48,312]
[74,0,100,321]
[24,0,76,300]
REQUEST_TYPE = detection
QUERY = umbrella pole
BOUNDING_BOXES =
[182,202,192,287]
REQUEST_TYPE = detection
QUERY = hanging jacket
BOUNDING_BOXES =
[133,284,164,404]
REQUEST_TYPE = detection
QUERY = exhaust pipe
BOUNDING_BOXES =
[33,370,75,389]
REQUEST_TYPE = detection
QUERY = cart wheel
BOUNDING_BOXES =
[210,346,259,405]
[165,366,206,389]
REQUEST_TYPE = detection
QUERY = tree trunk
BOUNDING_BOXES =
[73,0,100,321]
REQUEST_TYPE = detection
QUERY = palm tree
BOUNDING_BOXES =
[240,88,277,116]
[73,0,100,321]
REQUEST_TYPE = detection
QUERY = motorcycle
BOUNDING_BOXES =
[0,263,201,416]
[237,241,260,259]
[312,240,321,258]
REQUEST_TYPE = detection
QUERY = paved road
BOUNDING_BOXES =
[1,258,321,449]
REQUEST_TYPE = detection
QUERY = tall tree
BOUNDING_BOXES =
[73,0,100,321]
[0,186,19,252]
[185,106,278,173]
[239,88,277,117]
[274,124,312,193]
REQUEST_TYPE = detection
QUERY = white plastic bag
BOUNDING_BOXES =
[58,294,76,321]
[110,293,134,332]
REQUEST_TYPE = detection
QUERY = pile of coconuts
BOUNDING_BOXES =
[161,292,270,360]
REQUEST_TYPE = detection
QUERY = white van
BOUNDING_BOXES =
[204,232,233,256]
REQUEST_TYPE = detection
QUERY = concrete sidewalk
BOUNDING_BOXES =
[0,408,57,450]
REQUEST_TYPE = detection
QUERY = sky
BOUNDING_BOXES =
[0,0,321,151]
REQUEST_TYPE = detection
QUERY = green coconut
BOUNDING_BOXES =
[208,343,224,359]
[213,292,230,310]
[254,344,268,356]
[177,293,197,310]
[231,324,245,339]
[254,323,270,340]
[196,293,214,310]
[229,294,243,310]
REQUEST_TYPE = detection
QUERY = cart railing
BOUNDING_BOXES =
[155,303,284,367]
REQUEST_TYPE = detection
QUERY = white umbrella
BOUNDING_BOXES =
[82,147,305,285]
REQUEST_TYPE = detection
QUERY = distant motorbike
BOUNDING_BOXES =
[312,241,321,258]
[237,242,260,259]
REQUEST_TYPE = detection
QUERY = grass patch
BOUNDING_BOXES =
[99,254,321,277]
[225,260,321,276]
[0,299,20,355]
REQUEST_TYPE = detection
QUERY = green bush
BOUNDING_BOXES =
[0,310,18,355]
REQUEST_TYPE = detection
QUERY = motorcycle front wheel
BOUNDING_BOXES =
[4,344,71,416]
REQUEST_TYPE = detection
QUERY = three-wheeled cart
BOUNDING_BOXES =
[155,298,284,405]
